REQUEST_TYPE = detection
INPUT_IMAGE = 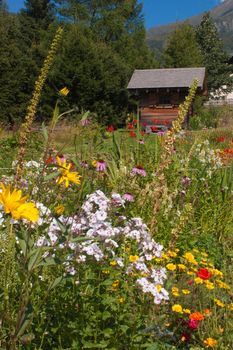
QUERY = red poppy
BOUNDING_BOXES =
[106,125,114,132]
[197,268,212,280]
[151,126,157,132]
[133,119,137,125]
[129,131,136,137]
[127,123,134,129]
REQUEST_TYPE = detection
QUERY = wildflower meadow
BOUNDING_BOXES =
[0,28,232,350]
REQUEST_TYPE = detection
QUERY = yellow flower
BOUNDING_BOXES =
[172,287,179,297]
[129,255,139,263]
[214,298,225,308]
[56,157,81,188]
[161,253,169,260]
[201,252,208,257]
[203,338,217,348]
[228,303,233,311]
[178,264,186,271]
[59,86,69,96]
[118,297,124,303]
[210,268,223,278]
[55,204,65,215]
[192,248,199,253]
[183,252,198,265]
[182,289,191,295]
[166,263,177,271]
[112,280,120,289]
[156,284,162,292]
[0,184,39,222]
[183,309,191,314]
[172,304,183,313]
[187,271,195,276]
[194,277,204,284]
[110,261,117,266]
[204,281,214,290]
[167,250,177,257]
[91,160,97,167]
[216,280,230,289]
[102,269,110,274]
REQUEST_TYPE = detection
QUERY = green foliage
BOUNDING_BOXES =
[189,97,219,129]
[196,12,233,94]
[0,0,156,126]
[164,23,203,68]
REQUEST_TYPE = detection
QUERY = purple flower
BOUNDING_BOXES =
[182,176,191,187]
[122,193,134,202]
[80,161,89,169]
[96,160,107,172]
[131,165,147,177]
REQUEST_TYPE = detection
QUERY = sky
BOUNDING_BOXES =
[7,0,224,29]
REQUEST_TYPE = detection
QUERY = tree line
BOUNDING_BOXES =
[0,1,232,126]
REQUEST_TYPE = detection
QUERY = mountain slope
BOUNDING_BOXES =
[147,0,233,55]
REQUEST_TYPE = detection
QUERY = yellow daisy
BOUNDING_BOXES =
[0,183,39,222]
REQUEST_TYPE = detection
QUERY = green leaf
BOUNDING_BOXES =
[48,276,63,290]
[44,171,60,181]
[28,249,41,272]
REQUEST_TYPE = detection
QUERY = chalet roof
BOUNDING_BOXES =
[127,67,206,90]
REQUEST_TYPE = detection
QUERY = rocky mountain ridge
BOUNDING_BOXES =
[147,0,233,55]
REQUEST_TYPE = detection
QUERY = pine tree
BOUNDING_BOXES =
[196,12,233,94]
[164,22,203,68]
[22,0,55,28]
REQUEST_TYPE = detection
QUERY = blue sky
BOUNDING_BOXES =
[8,0,223,28]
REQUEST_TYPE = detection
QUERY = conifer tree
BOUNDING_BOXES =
[196,12,233,94]
[164,23,203,68]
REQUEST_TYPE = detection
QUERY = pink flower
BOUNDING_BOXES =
[138,139,144,144]
[122,193,134,202]
[188,319,199,330]
[131,165,147,177]
[80,119,90,126]
[96,160,107,172]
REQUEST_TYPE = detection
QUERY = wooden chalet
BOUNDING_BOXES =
[127,67,207,130]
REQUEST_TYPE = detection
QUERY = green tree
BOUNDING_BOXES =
[164,22,203,68]
[21,0,55,28]
[196,12,233,94]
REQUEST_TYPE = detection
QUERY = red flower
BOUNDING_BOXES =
[187,280,194,286]
[106,125,114,132]
[216,136,225,143]
[133,119,137,125]
[197,268,212,280]
[45,156,54,165]
[188,319,199,330]
[151,126,157,132]
[140,131,145,136]
[127,123,134,129]
[142,122,147,127]
[129,131,136,137]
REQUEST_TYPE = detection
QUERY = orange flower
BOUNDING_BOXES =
[189,312,205,321]
[203,338,217,348]
[203,309,212,316]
